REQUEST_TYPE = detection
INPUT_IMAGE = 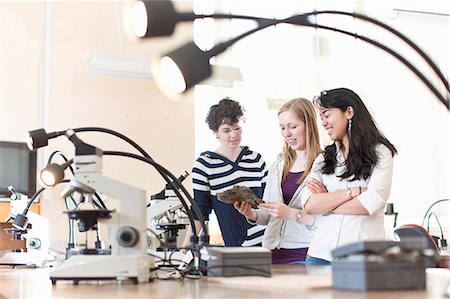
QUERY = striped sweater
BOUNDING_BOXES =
[192,146,268,246]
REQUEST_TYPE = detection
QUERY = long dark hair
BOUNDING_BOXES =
[314,88,397,181]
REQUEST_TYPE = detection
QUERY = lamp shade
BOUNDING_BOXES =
[27,129,49,151]
[152,42,212,100]
[12,213,29,230]
[38,163,66,188]
[129,0,178,38]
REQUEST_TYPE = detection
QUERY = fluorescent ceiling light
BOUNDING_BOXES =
[85,53,242,87]
[202,65,243,87]
[392,9,450,24]
[86,53,153,80]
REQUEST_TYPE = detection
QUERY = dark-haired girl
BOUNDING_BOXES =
[301,88,397,264]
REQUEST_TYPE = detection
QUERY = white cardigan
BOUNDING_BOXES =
[250,155,315,250]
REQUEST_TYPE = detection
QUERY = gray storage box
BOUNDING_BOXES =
[331,240,427,291]
[332,259,426,291]
[205,247,272,277]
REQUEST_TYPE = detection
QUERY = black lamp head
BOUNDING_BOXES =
[12,213,29,231]
[152,42,212,100]
[27,128,66,151]
[124,0,179,39]
[38,162,69,189]
[27,128,49,151]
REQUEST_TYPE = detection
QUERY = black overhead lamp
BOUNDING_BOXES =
[126,1,449,110]
[124,0,273,39]
[123,0,191,38]
[150,17,299,100]
[152,42,213,97]
[125,0,296,100]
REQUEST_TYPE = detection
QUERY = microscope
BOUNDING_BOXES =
[147,172,189,262]
[0,186,49,267]
[48,130,152,284]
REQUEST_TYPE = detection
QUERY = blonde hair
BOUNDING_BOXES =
[278,98,321,184]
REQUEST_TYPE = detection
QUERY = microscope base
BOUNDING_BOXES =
[50,254,153,284]
[0,252,45,267]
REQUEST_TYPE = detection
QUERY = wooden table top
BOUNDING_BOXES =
[0,264,440,299]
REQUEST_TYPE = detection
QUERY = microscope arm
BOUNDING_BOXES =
[147,198,183,221]
[74,171,147,256]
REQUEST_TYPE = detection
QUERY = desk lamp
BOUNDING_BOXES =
[422,199,450,252]
[125,0,449,109]
[27,127,209,257]
[38,161,73,189]
[11,151,77,231]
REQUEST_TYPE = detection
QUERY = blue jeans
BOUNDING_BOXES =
[305,254,331,265]
[288,260,306,265]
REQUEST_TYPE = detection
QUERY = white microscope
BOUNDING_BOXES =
[43,130,153,284]
[147,171,189,248]
[0,186,49,267]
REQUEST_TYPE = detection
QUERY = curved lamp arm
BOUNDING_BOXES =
[306,21,449,109]
[310,10,448,92]
[130,1,449,110]
[27,126,209,248]
[27,127,153,159]
[103,151,209,246]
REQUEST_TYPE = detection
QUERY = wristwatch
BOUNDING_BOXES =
[294,210,302,222]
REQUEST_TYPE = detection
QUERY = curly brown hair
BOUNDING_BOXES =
[205,97,245,131]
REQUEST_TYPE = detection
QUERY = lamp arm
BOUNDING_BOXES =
[103,151,209,246]
[203,13,448,109]
[205,14,312,65]
[195,12,310,28]
[46,130,66,140]
[73,127,153,160]
[69,128,196,215]
[314,11,449,92]
[202,10,448,94]
[47,151,75,175]
[308,22,449,109]
[181,12,278,24]
[43,127,153,160]
[21,179,72,216]
[427,212,445,239]
[421,198,450,227]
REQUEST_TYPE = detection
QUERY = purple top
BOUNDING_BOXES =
[272,171,307,264]
[272,248,308,264]
[281,171,303,205]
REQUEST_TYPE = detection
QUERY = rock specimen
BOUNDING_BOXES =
[216,186,262,208]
